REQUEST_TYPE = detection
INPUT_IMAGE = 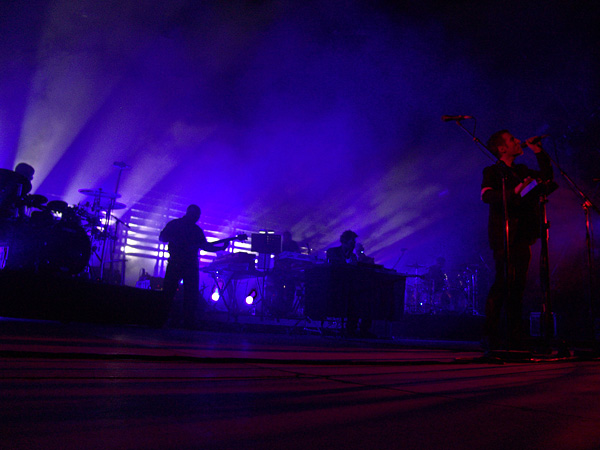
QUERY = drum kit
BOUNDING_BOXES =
[404,262,482,315]
[0,170,128,278]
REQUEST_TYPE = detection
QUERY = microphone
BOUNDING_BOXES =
[520,135,549,148]
[441,115,474,122]
[113,161,131,169]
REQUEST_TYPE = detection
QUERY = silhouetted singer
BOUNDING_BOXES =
[481,130,553,352]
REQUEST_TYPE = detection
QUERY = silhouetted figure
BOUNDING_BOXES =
[1,163,34,220]
[327,230,373,337]
[159,205,229,328]
[281,231,301,253]
[326,230,358,265]
[426,257,447,293]
[481,130,553,351]
[14,163,34,183]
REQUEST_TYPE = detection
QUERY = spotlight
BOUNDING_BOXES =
[211,285,220,302]
[245,289,257,305]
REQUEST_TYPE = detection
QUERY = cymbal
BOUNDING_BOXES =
[86,200,126,211]
[18,194,47,208]
[28,194,48,206]
[46,200,69,212]
[407,263,426,269]
[108,202,126,210]
[78,188,121,199]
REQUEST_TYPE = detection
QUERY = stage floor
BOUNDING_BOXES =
[2,317,600,450]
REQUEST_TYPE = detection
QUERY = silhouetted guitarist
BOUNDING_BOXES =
[159,204,245,328]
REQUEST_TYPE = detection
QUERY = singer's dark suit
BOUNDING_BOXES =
[481,151,553,348]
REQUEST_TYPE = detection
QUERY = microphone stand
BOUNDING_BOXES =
[451,119,512,350]
[546,155,600,342]
[536,187,555,351]
[392,248,407,270]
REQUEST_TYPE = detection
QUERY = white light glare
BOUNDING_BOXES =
[211,286,220,302]
[245,289,257,305]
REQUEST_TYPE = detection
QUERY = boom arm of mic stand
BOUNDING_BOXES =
[110,213,130,228]
[549,156,600,215]
[450,120,509,251]
[452,119,497,162]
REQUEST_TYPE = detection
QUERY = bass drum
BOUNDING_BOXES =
[39,223,91,275]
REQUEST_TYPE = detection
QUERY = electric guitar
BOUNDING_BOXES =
[209,233,249,246]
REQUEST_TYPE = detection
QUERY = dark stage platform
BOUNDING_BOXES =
[0,268,487,341]
[3,310,600,449]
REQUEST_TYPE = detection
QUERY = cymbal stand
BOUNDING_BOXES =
[99,163,129,282]
[464,266,482,316]
[406,265,426,313]
[98,197,114,281]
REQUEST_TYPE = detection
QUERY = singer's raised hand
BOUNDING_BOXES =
[523,136,546,153]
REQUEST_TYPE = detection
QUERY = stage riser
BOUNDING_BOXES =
[1,270,484,341]
[0,270,169,327]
